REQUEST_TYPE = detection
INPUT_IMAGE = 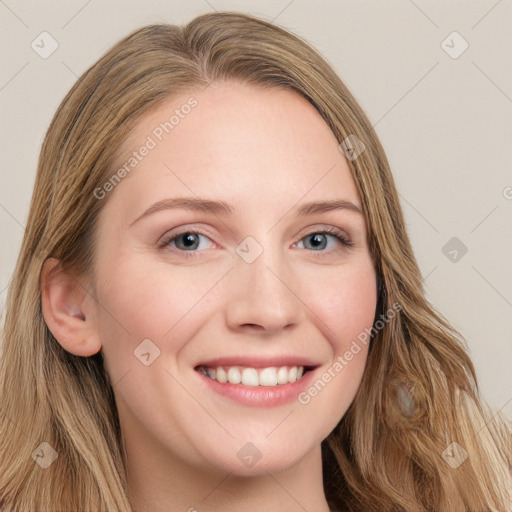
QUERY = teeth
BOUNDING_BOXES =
[241,368,259,386]
[227,367,241,384]
[277,366,288,384]
[216,367,228,383]
[259,367,278,386]
[199,365,307,386]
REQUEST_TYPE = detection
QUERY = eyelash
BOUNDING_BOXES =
[158,226,354,258]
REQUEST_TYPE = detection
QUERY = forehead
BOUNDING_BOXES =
[104,81,360,217]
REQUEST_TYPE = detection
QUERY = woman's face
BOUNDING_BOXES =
[90,81,377,475]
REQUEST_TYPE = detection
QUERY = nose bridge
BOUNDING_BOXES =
[226,233,302,331]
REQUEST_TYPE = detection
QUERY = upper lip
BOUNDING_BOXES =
[195,355,322,370]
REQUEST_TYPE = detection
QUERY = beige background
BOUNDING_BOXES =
[0,0,511,419]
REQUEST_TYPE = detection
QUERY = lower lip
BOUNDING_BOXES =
[195,368,318,408]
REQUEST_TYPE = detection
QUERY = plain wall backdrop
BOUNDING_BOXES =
[0,0,511,420]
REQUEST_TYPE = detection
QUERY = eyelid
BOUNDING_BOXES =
[157,226,216,250]
[157,223,354,254]
[298,225,354,249]
[301,224,350,239]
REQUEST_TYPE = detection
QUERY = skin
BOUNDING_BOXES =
[41,81,377,512]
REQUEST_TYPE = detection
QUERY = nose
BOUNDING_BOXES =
[225,241,303,334]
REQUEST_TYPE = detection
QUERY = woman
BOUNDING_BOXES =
[1,11,510,512]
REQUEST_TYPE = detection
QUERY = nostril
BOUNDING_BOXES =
[241,324,265,331]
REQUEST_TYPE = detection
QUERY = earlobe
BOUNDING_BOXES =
[40,257,102,357]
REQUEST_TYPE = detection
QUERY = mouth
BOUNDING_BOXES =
[193,357,321,407]
[194,364,315,386]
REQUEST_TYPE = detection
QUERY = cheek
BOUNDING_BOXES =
[293,259,377,437]
[93,254,225,367]
[308,259,377,354]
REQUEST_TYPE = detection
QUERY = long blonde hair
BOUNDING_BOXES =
[1,11,510,512]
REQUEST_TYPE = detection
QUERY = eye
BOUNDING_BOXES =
[158,230,214,256]
[294,227,353,253]
[158,226,353,258]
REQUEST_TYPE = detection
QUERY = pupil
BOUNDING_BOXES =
[182,233,198,248]
[310,234,326,250]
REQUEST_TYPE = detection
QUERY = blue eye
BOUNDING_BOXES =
[159,226,353,257]
[296,228,353,252]
[161,231,212,252]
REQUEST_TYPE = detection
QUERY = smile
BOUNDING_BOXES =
[194,356,321,407]
[196,365,308,386]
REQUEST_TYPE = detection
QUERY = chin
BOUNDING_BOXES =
[195,431,319,477]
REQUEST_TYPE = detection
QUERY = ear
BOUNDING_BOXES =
[40,257,102,357]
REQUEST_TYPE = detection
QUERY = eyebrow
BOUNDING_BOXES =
[129,196,362,227]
